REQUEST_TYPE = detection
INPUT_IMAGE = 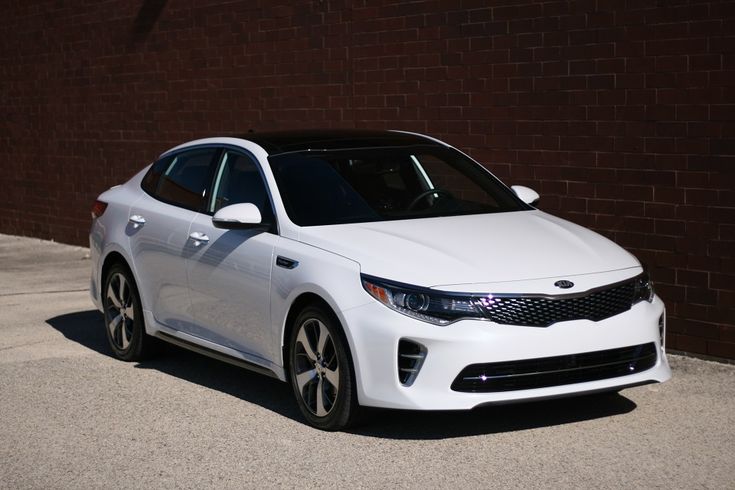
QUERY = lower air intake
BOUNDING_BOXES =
[398,339,426,386]
[451,342,657,393]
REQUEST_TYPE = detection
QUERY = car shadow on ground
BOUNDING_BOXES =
[45,310,301,423]
[47,310,638,440]
[352,393,636,439]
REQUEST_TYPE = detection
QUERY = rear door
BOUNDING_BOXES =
[128,147,219,332]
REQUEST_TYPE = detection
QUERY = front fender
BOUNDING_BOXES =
[270,239,370,373]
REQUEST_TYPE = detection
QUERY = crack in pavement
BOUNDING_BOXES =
[0,340,51,352]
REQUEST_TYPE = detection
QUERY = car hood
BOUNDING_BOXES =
[296,210,640,287]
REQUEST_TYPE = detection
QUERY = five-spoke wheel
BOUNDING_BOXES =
[102,263,154,361]
[105,271,135,351]
[288,305,361,430]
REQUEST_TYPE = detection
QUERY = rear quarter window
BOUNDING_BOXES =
[141,148,218,211]
[141,156,172,195]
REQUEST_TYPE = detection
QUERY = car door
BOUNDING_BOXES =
[128,147,219,332]
[185,148,278,361]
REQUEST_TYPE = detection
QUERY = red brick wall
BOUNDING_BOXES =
[1,1,733,359]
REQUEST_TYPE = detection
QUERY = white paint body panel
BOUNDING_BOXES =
[90,134,671,412]
[128,191,197,330]
[296,210,639,287]
[344,296,669,410]
[185,213,276,361]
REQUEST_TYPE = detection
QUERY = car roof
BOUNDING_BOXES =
[236,129,445,156]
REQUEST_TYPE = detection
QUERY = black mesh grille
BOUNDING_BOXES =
[478,280,636,327]
[451,342,657,393]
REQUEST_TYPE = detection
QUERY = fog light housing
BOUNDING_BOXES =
[397,339,427,386]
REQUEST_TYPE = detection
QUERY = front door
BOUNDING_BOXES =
[185,149,277,361]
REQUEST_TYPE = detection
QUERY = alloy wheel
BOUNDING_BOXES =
[292,318,340,416]
[105,272,135,351]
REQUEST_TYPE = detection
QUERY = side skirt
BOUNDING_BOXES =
[155,331,282,380]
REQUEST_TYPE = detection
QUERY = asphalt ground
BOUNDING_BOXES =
[1,234,733,489]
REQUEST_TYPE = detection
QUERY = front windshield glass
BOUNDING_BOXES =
[268,146,530,226]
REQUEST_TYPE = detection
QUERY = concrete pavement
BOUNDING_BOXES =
[1,234,733,488]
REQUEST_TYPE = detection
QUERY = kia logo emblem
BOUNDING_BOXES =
[554,280,574,289]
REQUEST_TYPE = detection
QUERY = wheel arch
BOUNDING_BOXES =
[98,249,136,304]
[281,292,358,385]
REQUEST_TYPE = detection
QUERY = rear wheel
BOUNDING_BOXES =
[103,263,155,361]
[288,305,361,431]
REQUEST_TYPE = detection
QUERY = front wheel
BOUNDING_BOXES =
[288,305,361,431]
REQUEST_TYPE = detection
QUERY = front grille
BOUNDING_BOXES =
[451,342,657,393]
[477,280,636,327]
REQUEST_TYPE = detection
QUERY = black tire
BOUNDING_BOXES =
[102,263,155,361]
[288,305,362,431]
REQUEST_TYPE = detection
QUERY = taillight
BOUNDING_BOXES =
[91,200,108,219]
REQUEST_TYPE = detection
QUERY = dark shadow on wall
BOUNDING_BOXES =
[131,0,168,41]
[46,309,638,439]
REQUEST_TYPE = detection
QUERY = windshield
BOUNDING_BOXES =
[268,146,530,226]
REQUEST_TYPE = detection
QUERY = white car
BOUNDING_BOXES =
[90,130,671,430]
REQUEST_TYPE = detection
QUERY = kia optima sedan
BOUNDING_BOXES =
[90,130,671,430]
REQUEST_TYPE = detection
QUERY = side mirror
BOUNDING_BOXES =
[511,185,540,206]
[212,203,263,229]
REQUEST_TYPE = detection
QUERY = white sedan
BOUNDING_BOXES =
[89,130,671,430]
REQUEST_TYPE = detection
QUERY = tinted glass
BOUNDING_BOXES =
[269,147,528,226]
[153,148,218,211]
[209,150,274,223]
[141,156,173,195]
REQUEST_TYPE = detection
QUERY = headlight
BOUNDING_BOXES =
[361,275,483,325]
[633,271,654,303]
[363,271,655,326]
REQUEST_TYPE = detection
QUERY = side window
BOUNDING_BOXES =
[209,151,274,223]
[141,156,173,195]
[152,148,218,211]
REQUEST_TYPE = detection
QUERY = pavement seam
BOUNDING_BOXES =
[0,288,89,297]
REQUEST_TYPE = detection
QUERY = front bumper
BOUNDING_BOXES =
[342,294,670,410]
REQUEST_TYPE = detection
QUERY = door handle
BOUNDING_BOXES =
[129,215,146,228]
[188,231,210,245]
[276,256,299,269]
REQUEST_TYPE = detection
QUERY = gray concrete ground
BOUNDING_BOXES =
[0,234,733,489]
